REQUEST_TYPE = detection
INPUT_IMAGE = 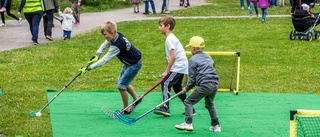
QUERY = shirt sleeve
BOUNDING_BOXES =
[96,40,110,56]
[88,46,120,70]
[18,0,26,12]
[185,59,196,91]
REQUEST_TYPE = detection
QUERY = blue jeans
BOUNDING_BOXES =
[261,8,268,22]
[161,0,166,12]
[271,0,278,6]
[144,0,156,13]
[240,0,249,7]
[117,61,142,90]
[24,11,43,43]
[63,30,72,39]
[249,2,258,15]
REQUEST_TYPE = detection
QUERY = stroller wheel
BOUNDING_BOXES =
[290,30,296,40]
[315,31,320,40]
[307,32,313,41]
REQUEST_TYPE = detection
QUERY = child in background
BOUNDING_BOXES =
[258,0,270,23]
[175,36,221,132]
[78,20,143,115]
[154,16,192,117]
[58,7,74,40]
[132,0,140,13]
[302,3,315,17]
[249,0,259,19]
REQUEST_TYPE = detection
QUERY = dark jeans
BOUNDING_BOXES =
[144,0,156,14]
[43,9,54,37]
[24,11,43,43]
[63,30,72,39]
[161,0,166,12]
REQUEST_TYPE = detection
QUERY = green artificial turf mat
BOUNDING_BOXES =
[47,91,320,137]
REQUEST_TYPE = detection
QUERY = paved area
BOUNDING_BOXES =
[0,0,208,52]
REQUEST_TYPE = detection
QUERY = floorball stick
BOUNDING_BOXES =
[29,64,89,117]
[114,91,183,125]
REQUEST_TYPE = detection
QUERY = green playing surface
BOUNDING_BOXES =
[47,90,320,137]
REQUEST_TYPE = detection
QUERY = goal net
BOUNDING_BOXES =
[184,51,240,95]
[290,109,320,137]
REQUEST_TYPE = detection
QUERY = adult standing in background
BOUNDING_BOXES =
[0,0,8,26]
[18,0,44,45]
[43,0,59,41]
[143,0,156,14]
[291,0,315,14]
[71,0,81,26]
[0,0,23,26]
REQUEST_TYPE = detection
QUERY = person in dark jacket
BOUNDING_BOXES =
[43,0,59,41]
[291,0,315,14]
[78,20,143,115]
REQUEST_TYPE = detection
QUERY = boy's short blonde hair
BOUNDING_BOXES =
[101,20,117,34]
[158,16,176,31]
[64,7,73,14]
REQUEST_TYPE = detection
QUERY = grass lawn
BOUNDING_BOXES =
[1,0,320,136]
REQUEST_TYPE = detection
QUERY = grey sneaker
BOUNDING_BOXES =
[209,125,221,132]
[46,35,53,41]
[175,122,193,131]
[154,107,170,117]
[0,23,6,27]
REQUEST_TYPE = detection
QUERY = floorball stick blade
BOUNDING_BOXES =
[29,111,37,117]
[101,106,115,119]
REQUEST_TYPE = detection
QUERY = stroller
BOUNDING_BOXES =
[290,10,320,41]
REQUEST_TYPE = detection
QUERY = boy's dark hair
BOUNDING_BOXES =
[158,16,176,31]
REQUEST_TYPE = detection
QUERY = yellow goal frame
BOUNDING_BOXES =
[185,51,240,95]
[290,109,320,137]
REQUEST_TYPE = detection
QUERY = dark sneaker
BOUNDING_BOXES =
[122,109,131,115]
[182,109,196,116]
[154,107,170,117]
[128,97,143,112]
